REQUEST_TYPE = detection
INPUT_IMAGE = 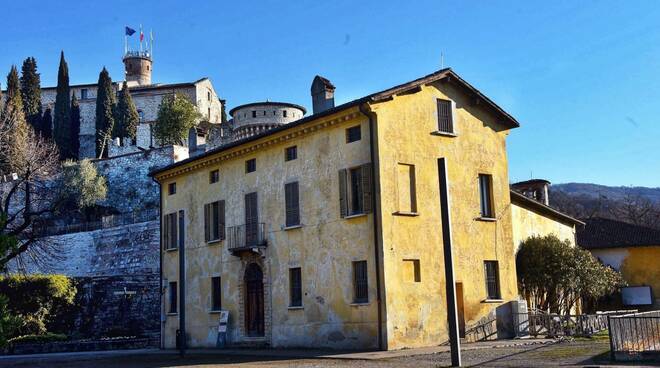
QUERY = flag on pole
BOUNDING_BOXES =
[140,28,144,42]
[125,26,136,36]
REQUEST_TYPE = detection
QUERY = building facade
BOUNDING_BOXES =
[151,68,522,350]
[38,51,223,159]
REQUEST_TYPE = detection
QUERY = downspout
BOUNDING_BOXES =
[359,103,384,351]
[151,176,164,350]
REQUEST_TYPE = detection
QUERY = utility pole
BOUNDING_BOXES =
[437,158,461,367]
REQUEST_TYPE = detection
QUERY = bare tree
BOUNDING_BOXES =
[609,190,660,229]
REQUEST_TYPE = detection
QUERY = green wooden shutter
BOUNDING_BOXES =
[163,215,169,250]
[361,163,373,214]
[218,200,226,240]
[338,169,348,218]
[204,203,210,242]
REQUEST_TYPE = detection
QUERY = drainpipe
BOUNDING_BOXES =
[151,176,164,350]
[359,103,384,351]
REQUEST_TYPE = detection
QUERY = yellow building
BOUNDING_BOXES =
[151,68,522,350]
[578,218,660,308]
[510,179,584,250]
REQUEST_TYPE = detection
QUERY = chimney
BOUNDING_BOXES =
[311,75,335,114]
[188,127,198,152]
[511,179,551,206]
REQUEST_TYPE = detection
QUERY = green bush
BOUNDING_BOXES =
[0,295,21,348]
[9,332,68,345]
[0,274,76,337]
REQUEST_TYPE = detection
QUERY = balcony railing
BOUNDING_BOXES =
[226,223,267,253]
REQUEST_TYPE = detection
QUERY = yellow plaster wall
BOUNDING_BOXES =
[510,203,577,251]
[158,108,380,349]
[369,81,517,349]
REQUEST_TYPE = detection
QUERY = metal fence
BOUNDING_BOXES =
[514,310,636,338]
[608,310,660,362]
[34,209,159,237]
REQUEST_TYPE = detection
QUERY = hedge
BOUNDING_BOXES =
[9,332,68,345]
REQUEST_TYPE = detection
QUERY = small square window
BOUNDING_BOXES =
[246,158,256,173]
[80,89,88,99]
[283,110,288,118]
[168,182,176,195]
[209,170,219,184]
[252,111,257,118]
[285,146,297,162]
[346,125,361,143]
[403,259,421,282]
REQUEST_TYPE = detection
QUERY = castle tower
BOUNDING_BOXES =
[123,51,152,86]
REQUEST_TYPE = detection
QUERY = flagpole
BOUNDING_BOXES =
[140,24,143,52]
[150,29,154,59]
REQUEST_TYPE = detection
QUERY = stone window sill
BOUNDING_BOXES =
[165,247,178,252]
[166,312,178,316]
[207,239,223,245]
[476,217,497,222]
[482,299,504,303]
[431,130,458,137]
[344,213,367,220]
[288,306,304,310]
[393,211,419,217]
[208,310,223,314]
[283,224,303,231]
[350,302,370,307]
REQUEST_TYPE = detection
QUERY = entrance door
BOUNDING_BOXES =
[245,192,258,246]
[456,282,466,338]
[244,263,264,337]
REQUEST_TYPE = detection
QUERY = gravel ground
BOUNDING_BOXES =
[2,340,649,368]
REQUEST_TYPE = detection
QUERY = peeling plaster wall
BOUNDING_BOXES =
[369,81,518,349]
[510,203,577,251]
[160,107,379,349]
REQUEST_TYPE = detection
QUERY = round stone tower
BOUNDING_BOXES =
[229,102,306,140]
[123,51,152,86]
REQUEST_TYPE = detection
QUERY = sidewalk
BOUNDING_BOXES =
[0,338,556,363]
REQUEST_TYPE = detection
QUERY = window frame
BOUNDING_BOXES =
[289,267,302,308]
[211,276,222,311]
[163,212,179,250]
[436,98,455,134]
[204,200,225,243]
[169,281,178,314]
[209,169,219,184]
[168,182,176,195]
[484,260,501,300]
[478,174,495,219]
[346,125,361,143]
[353,260,369,304]
[284,182,300,228]
[285,146,297,162]
[338,164,373,218]
[245,158,256,173]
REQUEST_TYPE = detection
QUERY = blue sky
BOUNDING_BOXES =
[2,0,659,187]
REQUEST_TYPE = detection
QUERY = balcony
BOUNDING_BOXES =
[226,223,267,255]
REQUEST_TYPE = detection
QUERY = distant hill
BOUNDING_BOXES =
[552,183,660,204]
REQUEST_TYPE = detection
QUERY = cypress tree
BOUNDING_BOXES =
[95,67,115,158]
[42,107,53,139]
[70,93,80,159]
[114,81,139,143]
[1,66,29,173]
[19,57,42,135]
[53,51,71,159]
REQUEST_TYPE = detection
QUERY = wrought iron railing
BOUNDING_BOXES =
[513,310,636,338]
[226,223,267,251]
[608,310,660,362]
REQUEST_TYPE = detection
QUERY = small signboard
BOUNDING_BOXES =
[621,286,653,306]
[216,311,229,348]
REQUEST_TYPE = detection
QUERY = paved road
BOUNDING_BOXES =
[1,340,652,367]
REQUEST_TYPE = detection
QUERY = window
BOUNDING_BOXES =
[263,111,266,116]
[437,99,454,133]
[285,182,300,227]
[138,110,144,122]
[283,110,288,118]
[246,158,256,173]
[252,110,257,118]
[209,169,219,184]
[80,89,88,99]
[204,200,225,242]
[479,174,494,218]
[285,146,297,161]
[289,268,302,307]
[211,277,221,311]
[346,125,361,143]
[207,91,211,101]
[397,164,417,213]
[338,164,373,217]
[403,259,421,282]
[169,281,178,313]
[168,182,176,195]
[208,107,211,119]
[353,261,368,303]
[163,213,178,250]
[484,261,501,299]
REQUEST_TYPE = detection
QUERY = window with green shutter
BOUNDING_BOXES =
[285,182,300,227]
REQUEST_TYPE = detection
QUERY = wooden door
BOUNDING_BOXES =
[245,192,258,246]
[244,263,264,337]
[456,282,466,338]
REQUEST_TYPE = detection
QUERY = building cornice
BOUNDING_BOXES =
[153,109,362,181]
